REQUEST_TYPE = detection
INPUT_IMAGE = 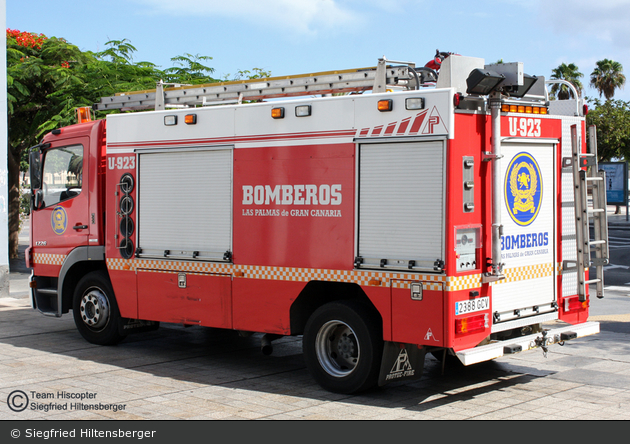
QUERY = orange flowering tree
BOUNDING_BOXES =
[6,31,165,258]
[6,29,264,258]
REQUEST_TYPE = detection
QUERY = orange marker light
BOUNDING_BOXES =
[185,114,197,125]
[76,107,92,124]
[271,107,285,119]
[377,99,393,112]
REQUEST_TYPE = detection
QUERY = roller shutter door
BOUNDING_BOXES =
[137,147,232,261]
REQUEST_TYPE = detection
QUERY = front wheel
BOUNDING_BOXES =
[72,271,126,345]
[303,300,383,394]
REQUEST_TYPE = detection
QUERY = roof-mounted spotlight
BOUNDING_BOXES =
[503,73,538,98]
[466,69,505,95]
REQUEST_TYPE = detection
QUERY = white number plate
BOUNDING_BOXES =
[455,297,490,316]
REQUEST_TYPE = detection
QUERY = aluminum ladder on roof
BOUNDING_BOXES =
[93,58,430,112]
[568,124,609,301]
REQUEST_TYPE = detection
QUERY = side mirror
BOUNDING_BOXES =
[33,189,44,211]
[29,150,42,190]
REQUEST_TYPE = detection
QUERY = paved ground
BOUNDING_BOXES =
[1,212,629,421]
[1,298,630,421]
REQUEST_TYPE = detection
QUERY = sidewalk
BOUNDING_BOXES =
[8,220,31,300]
[604,204,630,226]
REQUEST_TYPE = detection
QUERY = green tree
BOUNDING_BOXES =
[550,63,583,99]
[163,53,216,85]
[590,59,626,100]
[586,98,630,214]
[7,31,92,258]
[225,67,272,81]
[83,39,163,101]
[586,98,630,163]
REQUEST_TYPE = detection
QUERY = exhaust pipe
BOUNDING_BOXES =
[261,334,281,355]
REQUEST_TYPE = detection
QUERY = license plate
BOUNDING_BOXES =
[455,297,490,316]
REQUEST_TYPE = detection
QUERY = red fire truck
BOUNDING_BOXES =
[26,53,608,394]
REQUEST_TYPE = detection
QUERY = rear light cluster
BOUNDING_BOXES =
[501,104,548,114]
[564,296,588,313]
[455,313,489,335]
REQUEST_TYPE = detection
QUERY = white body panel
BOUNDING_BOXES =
[105,89,455,154]
[492,141,557,331]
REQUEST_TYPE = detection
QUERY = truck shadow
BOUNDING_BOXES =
[0,306,555,411]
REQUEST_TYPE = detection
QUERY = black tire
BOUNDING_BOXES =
[72,271,126,345]
[303,300,383,394]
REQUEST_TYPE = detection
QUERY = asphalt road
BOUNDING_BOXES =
[600,224,630,287]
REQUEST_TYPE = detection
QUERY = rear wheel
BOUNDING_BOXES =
[72,271,126,345]
[303,300,383,394]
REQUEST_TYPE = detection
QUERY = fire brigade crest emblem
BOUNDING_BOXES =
[504,152,542,226]
[51,206,68,235]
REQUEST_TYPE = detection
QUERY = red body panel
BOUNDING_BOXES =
[138,271,232,328]
[233,143,355,269]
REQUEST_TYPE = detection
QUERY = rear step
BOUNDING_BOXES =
[455,321,600,365]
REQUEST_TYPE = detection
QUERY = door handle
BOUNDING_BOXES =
[73,225,88,230]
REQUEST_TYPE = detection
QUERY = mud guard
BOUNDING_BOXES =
[378,342,426,386]
[117,318,159,336]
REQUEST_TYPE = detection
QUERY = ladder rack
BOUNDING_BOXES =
[569,124,609,301]
[94,58,428,112]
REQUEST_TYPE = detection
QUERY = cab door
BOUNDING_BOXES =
[31,140,90,274]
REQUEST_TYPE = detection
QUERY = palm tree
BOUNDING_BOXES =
[590,59,626,100]
[550,63,583,99]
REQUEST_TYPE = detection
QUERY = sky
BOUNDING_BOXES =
[6,0,630,102]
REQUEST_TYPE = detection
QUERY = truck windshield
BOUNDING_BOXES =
[41,144,84,208]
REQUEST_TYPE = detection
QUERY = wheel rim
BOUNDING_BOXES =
[315,320,360,377]
[79,287,110,331]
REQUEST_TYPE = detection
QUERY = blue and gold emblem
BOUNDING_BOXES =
[51,206,68,235]
[504,152,542,226]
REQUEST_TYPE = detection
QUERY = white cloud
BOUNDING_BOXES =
[543,0,630,49]
[133,0,363,34]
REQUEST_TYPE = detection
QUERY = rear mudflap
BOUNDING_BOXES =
[455,321,600,365]
[117,318,160,336]
[378,342,427,386]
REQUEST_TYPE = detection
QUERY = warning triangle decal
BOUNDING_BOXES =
[422,106,448,135]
